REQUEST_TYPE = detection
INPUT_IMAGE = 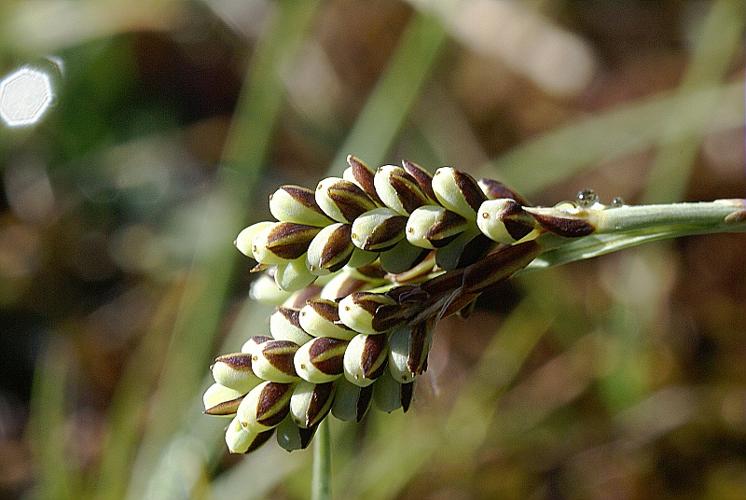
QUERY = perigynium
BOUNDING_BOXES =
[206,155,746,455]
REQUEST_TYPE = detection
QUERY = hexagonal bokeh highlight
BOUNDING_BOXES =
[0,67,53,127]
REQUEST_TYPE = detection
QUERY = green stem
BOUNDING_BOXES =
[312,419,332,500]
[525,199,746,234]
[523,199,746,271]
[590,200,745,233]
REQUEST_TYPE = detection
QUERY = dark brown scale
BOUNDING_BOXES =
[347,155,383,204]
[308,338,346,375]
[420,269,464,297]
[298,424,318,449]
[407,322,429,374]
[401,382,414,412]
[306,382,335,426]
[329,182,376,221]
[497,200,535,240]
[360,335,388,378]
[370,304,407,332]
[247,335,273,346]
[402,159,436,200]
[351,293,382,315]
[355,262,387,280]
[504,220,534,240]
[245,429,275,453]
[530,212,595,237]
[319,225,353,269]
[429,233,460,249]
[385,284,429,303]
[364,215,407,250]
[307,299,341,322]
[256,383,292,427]
[215,352,253,371]
[389,173,429,214]
[356,385,374,422]
[267,223,320,259]
[204,395,243,415]
[277,307,302,328]
[282,185,323,209]
[453,170,487,210]
[426,210,467,245]
[461,241,541,294]
[479,178,530,206]
[261,341,298,376]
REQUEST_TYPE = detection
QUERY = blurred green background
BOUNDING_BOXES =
[1,0,745,498]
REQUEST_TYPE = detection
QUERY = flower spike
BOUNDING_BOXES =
[207,155,746,456]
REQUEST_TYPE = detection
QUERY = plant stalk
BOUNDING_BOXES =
[312,419,332,500]
[524,199,746,270]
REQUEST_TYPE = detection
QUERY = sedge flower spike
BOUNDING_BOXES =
[204,154,746,455]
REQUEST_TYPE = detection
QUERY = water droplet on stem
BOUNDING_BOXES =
[576,189,598,208]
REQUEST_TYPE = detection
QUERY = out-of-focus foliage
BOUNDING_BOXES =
[0,0,744,498]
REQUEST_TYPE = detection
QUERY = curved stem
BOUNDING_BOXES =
[312,419,332,500]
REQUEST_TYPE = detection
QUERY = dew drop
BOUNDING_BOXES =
[0,67,54,127]
[576,189,598,208]
[481,212,490,219]
[610,196,625,207]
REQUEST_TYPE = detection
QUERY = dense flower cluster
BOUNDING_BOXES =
[203,156,593,454]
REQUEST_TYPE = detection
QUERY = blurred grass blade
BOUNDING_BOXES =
[93,288,183,500]
[209,445,305,499]
[480,79,744,196]
[643,0,744,203]
[125,2,322,498]
[330,12,447,171]
[27,340,82,499]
